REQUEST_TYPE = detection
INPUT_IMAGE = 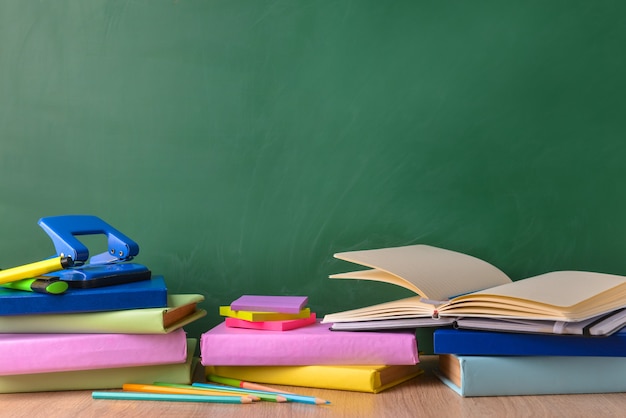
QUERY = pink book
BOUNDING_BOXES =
[0,328,188,376]
[230,295,308,314]
[200,321,418,366]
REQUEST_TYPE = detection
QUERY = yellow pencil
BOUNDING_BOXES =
[122,384,258,401]
[0,256,73,285]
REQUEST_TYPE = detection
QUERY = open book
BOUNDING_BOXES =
[321,245,626,334]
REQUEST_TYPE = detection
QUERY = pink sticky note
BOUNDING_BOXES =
[225,313,317,331]
[230,295,308,314]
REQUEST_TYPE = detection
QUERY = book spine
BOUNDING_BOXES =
[441,355,626,396]
[0,329,188,376]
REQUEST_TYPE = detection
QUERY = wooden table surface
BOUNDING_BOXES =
[1,357,625,417]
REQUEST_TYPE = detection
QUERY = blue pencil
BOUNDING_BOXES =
[92,391,253,404]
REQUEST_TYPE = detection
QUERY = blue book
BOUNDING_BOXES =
[0,276,168,315]
[435,354,626,397]
[433,327,626,356]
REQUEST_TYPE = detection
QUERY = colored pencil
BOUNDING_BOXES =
[92,391,254,403]
[154,382,287,402]
[207,373,295,393]
[204,375,330,405]
[194,382,328,405]
[187,382,288,402]
[122,383,258,401]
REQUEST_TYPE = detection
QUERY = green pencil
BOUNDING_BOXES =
[92,391,254,404]
[194,380,330,405]
[155,382,287,402]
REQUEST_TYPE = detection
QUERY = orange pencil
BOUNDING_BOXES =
[155,382,287,403]
[122,383,258,401]
[206,375,330,405]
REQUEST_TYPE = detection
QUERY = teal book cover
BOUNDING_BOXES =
[435,354,626,397]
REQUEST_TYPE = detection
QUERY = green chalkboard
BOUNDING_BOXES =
[2,1,626,344]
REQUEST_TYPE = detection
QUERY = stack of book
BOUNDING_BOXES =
[0,273,207,393]
[200,295,423,393]
[433,327,626,396]
[320,244,626,397]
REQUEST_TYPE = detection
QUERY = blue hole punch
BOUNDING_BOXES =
[38,215,151,288]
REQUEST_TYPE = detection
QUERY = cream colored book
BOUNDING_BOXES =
[0,294,206,334]
[322,245,626,324]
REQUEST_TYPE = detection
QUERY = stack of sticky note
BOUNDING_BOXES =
[220,295,316,331]
[200,295,423,393]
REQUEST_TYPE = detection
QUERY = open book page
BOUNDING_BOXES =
[322,295,437,323]
[331,245,511,301]
[442,271,626,321]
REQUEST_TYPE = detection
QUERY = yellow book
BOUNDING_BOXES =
[205,363,423,393]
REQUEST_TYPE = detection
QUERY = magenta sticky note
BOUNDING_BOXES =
[225,313,317,331]
[230,295,308,314]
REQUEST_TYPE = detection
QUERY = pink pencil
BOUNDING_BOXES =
[207,374,329,405]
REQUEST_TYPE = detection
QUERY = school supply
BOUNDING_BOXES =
[322,244,626,329]
[205,364,423,394]
[0,339,197,394]
[453,307,626,336]
[176,383,283,402]
[230,295,308,314]
[219,306,311,322]
[195,379,330,404]
[121,383,259,401]
[221,295,316,331]
[38,215,151,288]
[433,327,626,356]
[0,275,168,316]
[0,294,205,333]
[0,328,187,376]
[224,313,316,331]
[435,353,626,396]
[200,320,418,365]
[0,256,73,285]
[92,391,254,404]
[1,276,68,294]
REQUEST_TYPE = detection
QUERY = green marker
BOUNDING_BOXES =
[1,276,68,294]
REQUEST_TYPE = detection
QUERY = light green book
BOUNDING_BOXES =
[0,294,206,334]
[0,339,197,393]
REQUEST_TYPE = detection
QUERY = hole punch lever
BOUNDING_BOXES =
[37,215,140,265]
